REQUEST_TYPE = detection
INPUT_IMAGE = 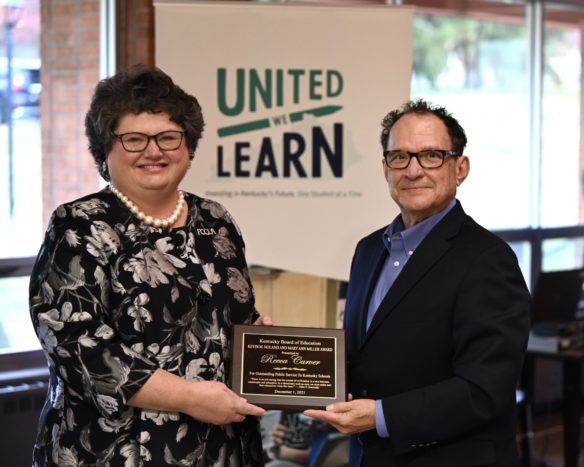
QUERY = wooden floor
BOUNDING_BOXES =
[526,411,583,466]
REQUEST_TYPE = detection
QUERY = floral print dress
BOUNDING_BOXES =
[29,188,264,466]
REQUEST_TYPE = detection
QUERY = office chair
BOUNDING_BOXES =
[516,388,536,467]
[309,432,349,467]
[517,386,554,467]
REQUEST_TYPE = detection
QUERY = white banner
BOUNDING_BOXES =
[155,1,412,280]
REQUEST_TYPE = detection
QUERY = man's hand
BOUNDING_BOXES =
[304,398,376,434]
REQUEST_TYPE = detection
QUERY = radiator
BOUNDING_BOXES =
[0,379,48,467]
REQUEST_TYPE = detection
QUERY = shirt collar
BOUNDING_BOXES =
[383,199,457,254]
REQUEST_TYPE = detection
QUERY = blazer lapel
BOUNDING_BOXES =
[345,233,388,353]
[362,203,466,347]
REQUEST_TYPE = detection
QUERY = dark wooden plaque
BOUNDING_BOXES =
[230,324,347,410]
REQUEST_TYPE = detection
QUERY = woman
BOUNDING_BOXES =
[29,64,270,466]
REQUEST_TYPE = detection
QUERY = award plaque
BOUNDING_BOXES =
[230,324,347,410]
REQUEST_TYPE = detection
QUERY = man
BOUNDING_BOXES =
[305,99,530,466]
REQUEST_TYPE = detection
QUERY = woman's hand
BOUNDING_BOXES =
[187,381,267,424]
[254,316,274,326]
[128,369,266,425]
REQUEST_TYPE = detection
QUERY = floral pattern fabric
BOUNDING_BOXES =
[29,189,263,466]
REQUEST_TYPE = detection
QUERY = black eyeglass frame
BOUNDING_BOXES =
[113,130,186,152]
[383,149,460,169]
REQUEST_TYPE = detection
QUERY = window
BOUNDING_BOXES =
[542,237,584,271]
[0,276,37,351]
[2,0,584,360]
[0,0,42,354]
[407,0,584,284]
[410,7,530,230]
[0,0,42,258]
[541,7,582,228]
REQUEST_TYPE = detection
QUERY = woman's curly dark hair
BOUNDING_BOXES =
[85,64,205,181]
[380,98,467,156]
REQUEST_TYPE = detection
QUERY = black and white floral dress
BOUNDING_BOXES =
[29,188,264,466]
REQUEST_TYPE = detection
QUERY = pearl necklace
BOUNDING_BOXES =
[110,184,185,228]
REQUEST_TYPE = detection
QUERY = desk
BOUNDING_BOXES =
[524,347,584,467]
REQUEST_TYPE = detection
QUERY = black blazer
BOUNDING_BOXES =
[344,202,531,467]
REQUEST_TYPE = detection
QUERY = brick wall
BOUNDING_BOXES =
[116,0,155,71]
[40,0,154,227]
[40,0,100,226]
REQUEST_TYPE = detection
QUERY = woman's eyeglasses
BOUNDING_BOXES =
[114,130,185,152]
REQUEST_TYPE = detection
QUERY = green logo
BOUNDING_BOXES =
[217,68,344,137]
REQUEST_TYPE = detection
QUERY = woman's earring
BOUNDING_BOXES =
[102,161,108,176]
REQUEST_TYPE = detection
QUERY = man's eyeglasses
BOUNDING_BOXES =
[383,149,459,170]
[114,130,185,152]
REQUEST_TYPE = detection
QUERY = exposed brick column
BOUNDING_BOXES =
[40,0,155,230]
[40,0,101,228]
[116,0,155,71]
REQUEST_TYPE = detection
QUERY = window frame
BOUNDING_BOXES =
[2,0,584,372]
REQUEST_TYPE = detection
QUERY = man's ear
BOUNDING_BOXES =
[456,155,470,186]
